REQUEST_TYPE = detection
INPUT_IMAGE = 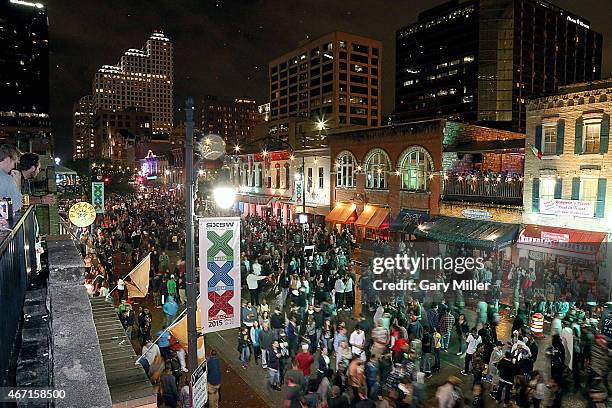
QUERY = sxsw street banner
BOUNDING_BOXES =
[91,182,105,214]
[199,217,241,333]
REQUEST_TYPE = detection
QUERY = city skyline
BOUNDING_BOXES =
[48,0,612,159]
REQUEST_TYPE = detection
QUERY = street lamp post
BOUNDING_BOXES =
[184,98,199,378]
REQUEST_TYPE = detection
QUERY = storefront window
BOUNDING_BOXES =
[540,178,556,203]
[365,148,390,189]
[336,151,355,188]
[275,163,281,188]
[581,178,598,210]
[399,147,432,191]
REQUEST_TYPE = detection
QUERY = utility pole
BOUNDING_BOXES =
[184,97,198,377]
[302,130,306,217]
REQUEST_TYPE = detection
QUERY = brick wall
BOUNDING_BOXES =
[444,122,525,145]
[328,121,444,218]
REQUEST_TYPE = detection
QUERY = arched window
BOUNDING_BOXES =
[364,148,391,189]
[399,146,433,191]
[275,163,281,188]
[336,151,356,188]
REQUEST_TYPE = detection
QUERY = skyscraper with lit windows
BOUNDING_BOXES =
[267,32,382,149]
[91,31,173,137]
[72,95,94,159]
[395,0,603,133]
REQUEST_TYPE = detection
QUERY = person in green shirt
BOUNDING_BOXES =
[167,275,177,299]
[159,251,170,272]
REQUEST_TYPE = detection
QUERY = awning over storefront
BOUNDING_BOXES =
[413,216,519,248]
[355,205,376,227]
[236,193,272,205]
[517,225,608,260]
[325,203,357,224]
[368,207,390,229]
[355,206,389,229]
[390,209,430,233]
[294,205,330,216]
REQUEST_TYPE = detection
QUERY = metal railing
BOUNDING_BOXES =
[0,206,38,386]
[442,176,524,204]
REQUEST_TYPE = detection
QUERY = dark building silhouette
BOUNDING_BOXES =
[0,0,51,153]
[200,95,258,147]
[395,0,603,133]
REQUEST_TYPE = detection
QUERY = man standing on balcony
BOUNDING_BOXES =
[0,144,21,214]
[11,152,53,207]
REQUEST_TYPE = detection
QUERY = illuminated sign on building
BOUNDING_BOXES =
[567,16,589,29]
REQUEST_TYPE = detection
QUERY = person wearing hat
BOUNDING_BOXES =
[436,376,463,408]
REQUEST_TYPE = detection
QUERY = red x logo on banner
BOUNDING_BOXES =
[208,291,234,318]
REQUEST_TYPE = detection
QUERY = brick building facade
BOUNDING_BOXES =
[522,79,612,294]
[327,120,525,242]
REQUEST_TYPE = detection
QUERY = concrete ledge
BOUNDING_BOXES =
[48,238,112,408]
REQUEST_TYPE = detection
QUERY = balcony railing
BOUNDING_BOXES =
[442,175,524,205]
[0,206,38,386]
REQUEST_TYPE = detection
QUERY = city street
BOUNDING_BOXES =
[2,0,611,407]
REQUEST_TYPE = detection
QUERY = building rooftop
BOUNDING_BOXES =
[557,78,612,94]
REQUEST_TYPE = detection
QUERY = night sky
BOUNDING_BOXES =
[47,0,612,160]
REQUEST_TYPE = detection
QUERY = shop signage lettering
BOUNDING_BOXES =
[541,232,570,243]
[461,208,492,220]
[541,200,594,218]
[528,250,544,261]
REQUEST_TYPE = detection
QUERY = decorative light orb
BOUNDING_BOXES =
[213,186,236,209]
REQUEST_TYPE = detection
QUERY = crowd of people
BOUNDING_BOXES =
[236,215,611,408]
[59,181,611,408]
[73,190,210,408]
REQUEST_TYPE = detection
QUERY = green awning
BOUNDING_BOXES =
[413,216,519,248]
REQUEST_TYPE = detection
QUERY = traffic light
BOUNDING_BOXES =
[103,176,111,184]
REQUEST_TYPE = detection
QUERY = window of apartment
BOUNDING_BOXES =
[463,55,475,63]
[284,163,290,189]
[318,167,324,189]
[336,151,355,188]
[352,43,368,53]
[542,124,557,154]
[307,167,313,191]
[583,120,601,154]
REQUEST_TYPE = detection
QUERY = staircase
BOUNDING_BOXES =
[90,297,156,407]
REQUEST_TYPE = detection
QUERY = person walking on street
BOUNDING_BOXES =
[207,349,221,408]
[166,274,177,300]
[439,309,455,351]
[455,314,469,356]
[247,270,267,305]
[267,340,282,391]
[495,351,515,404]
[160,366,179,408]
[461,328,481,375]
[436,376,463,408]
[163,296,179,327]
